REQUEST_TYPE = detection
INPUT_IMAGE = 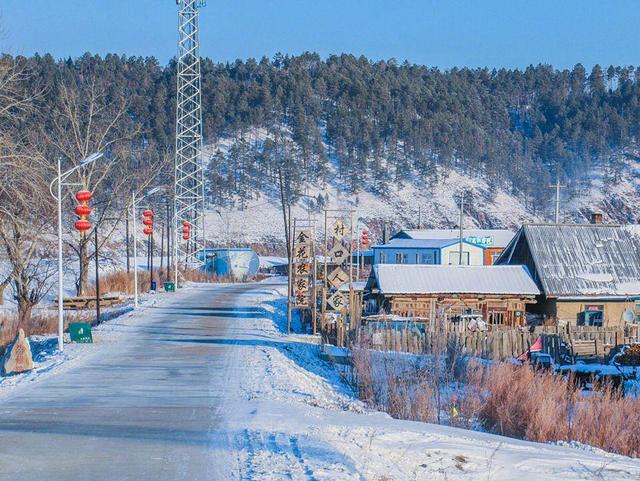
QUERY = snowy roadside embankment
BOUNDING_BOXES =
[0,293,162,395]
[233,286,640,481]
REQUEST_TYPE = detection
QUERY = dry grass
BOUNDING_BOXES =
[87,269,182,295]
[181,269,266,283]
[349,341,640,458]
[0,310,92,354]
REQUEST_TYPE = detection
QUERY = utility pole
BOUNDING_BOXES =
[174,0,206,271]
[458,191,464,265]
[125,209,130,273]
[94,226,101,325]
[550,175,565,224]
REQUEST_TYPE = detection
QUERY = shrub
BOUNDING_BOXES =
[348,340,640,457]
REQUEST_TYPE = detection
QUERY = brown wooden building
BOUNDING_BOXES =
[364,264,540,327]
[496,224,640,327]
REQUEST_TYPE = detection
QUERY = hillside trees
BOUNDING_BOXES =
[9,53,640,216]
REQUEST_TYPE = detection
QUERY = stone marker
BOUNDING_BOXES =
[3,329,35,376]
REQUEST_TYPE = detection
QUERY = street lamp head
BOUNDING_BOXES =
[80,152,104,167]
[146,186,165,196]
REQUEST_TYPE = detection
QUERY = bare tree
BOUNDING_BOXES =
[42,75,164,295]
[0,140,56,326]
[0,58,57,325]
[0,158,56,327]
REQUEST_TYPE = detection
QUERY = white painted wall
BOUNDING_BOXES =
[441,242,484,266]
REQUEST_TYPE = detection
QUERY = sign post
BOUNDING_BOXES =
[322,209,355,346]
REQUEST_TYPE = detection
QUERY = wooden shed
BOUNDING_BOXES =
[364,264,540,327]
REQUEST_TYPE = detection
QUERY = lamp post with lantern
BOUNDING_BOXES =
[131,187,165,309]
[49,152,103,352]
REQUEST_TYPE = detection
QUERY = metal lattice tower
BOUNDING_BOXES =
[174,0,206,269]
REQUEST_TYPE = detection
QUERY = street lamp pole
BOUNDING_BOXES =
[132,186,165,309]
[132,191,139,309]
[49,152,104,352]
[56,158,64,351]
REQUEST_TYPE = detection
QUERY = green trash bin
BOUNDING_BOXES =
[164,281,175,292]
[69,322,93,343]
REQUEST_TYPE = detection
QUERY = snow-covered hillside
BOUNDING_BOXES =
[204,137,640,246]
[205,168,539,246]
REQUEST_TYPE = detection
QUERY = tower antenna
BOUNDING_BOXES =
[174,0,206,269]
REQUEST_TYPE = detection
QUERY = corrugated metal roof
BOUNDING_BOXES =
[394,229,515,247]
[511,224,640,297]
[370,264,540,295]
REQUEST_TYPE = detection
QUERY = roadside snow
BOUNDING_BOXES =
[225,286,640,481]
[0,295,156,396]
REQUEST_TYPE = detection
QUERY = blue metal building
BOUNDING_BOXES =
[199,248,260,279]
[372,238,484,265]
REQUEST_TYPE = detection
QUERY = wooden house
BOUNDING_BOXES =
[496,224,640,327]
[364,264,540,327]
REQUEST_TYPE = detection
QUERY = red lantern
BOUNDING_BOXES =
[74,219,91,232]
[74,189,93,237]
[143,209,154,218]
[75,190,93,202]
[182,221,190,227]
[143,227,153,236]
[143,218,154,227]
[361,230,369,247]
[182,234,190,240]
[182,226,190,233]
[74,205,92,216]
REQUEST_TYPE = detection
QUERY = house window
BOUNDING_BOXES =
[415,253,421,264]
[449,251,470,265]
[395,253,408,264]
[490,252,502,264]
[379,252,386,264]
[578,305,604,327]
[422,252,435,264]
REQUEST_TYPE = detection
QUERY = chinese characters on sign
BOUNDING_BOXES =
[324,216,352,312]
[328,291,347,311]
[293,228,313,308]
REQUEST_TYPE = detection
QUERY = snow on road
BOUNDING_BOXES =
[2,281,640,480]
[227,283,640,481]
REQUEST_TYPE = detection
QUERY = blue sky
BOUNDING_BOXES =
[1,0,639,69]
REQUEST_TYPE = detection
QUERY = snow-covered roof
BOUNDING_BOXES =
[498,224,640,297]
[259,256,288,268]
[369,264,540,296]
[338,281,367,292]
[393,229,515,248]
[372,238,463,249]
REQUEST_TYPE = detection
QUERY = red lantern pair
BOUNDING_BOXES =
[74,189,93,237]
[142,210,154,236]
[182,221,190,241]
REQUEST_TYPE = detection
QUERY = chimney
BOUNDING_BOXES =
[382,223,389,244]
[591,212,603,225]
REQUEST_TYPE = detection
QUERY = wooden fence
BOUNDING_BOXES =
[354,322,640,361]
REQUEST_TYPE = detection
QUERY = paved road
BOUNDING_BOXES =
[0,282,280,481]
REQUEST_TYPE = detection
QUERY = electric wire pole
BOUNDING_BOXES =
[174,0,207,269]
[550,176,565,224]
[458,191,464,265]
